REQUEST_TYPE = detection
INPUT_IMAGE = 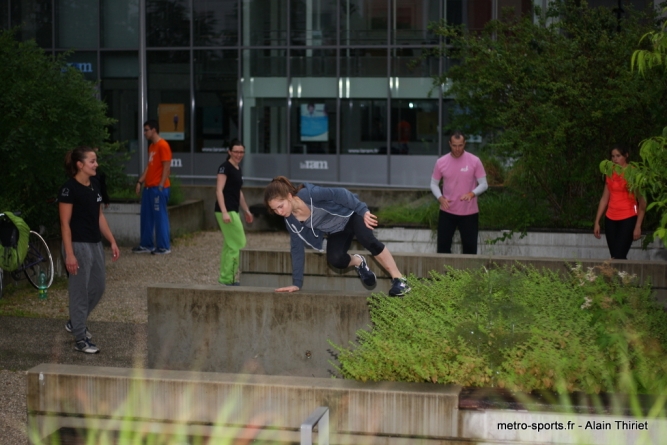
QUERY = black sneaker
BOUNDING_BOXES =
[151,248,171,255]
[354,254,377,287]
[65,320,92,340]
[74,338,99,354]
[388,277,411,297]
[132,246,153,254]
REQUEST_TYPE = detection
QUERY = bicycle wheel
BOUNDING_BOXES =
[0,268,3,299]
[23,231,54,290]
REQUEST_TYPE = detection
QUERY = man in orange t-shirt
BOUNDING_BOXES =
[133,119,173,254]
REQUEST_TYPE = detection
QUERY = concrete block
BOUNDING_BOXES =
[147,285,374,377]
[27,364,461,442]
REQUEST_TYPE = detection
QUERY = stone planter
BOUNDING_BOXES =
[371,227,667,261]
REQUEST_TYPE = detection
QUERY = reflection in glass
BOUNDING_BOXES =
[291,99,335,154]
[341,100,388,155]
[194,50,238,153]
[147,51,191,152]
[341,0,388,45]
[392,99,438,155]
[290,48,336,77]
[102,0,139,48]
[101,52,139,147]
[245,0,287,46]
[1,0,7,30]
[249,99,287,154]
[340,48,386,77]
[290,0,336,46]
[391,47,438,77]
[146,0,190,47]
[247,47,287,77]
[193,0,237,46]
[56,0,98,49]
[392,0,439,45]
[11,0,52,47]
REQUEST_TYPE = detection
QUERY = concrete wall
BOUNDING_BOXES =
[104,199,205,246]
[374,228,667,261]
[27,363,667,445]
[147,285,372,377]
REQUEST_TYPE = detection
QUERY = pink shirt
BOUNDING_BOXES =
[432,151,486,216]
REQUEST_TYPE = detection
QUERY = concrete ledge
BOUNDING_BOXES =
[27,363,461,443]
[104,199,204,246]
[147,285,373,377]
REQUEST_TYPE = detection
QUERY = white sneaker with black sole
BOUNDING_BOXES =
[65,320,92,340]
[353,254,377,287]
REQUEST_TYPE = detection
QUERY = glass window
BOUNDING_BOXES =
[248,98,288,154]
[290,0,336,46]
[56,0,98,49]
[392,0,439,45]
[244,0,287,46]
[391,47,439,77]
[102,51,139,78]
[193,0,238,46]
[146,0,190,47]
[101,0,139,48]
[11,0,52,47]
[58,51,98,82]
[290,48,336,77]
[391,99,438,155]
[341,0,388,45]
[102,78,139,148]
[247,47,287,77]
[291,99,336,154]
[194,50,238,153]
[341,99,388,154]
[147,51,191,153]
[341,47,386,77]
[1,0,9,30]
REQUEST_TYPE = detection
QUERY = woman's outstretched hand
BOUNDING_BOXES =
[364,211,378,230]
[275,285,300,293]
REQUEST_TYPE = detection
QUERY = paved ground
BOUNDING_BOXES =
[0,230,290,445]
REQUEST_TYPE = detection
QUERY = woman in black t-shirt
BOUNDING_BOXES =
[214,139,253,285]
[58,146,119,354]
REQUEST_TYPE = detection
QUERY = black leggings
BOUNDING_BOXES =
[437,211,479,254]
[604,215,637,260]
[326,214,385,269]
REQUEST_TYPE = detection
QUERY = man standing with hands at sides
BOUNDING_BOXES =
[431,131,488,254]
[132,119,173,255]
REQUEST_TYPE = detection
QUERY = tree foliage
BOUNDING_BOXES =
[433,0,667,228]
[0,29,126,233]
[617,6,667,243]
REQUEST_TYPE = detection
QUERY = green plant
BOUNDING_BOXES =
[375,195,439,230]
[168,176,185,206]
[332,263,667,394]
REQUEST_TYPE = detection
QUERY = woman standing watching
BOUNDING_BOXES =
[263,176,410,297]
[58,146,120,354]
[215,139,253,285]
[593,147,646,259]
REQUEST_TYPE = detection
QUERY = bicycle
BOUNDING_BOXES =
[0,211,54,299]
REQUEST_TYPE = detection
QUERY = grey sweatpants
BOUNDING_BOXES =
[64,242,106,341]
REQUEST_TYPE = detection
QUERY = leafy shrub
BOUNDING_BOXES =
[332,264,667,394]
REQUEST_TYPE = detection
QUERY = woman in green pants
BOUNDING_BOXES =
[214,139,253,285]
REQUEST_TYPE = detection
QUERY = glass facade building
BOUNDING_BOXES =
[1,0,534,186]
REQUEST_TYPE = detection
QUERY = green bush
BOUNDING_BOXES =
[0,29,127,233]
[332,264,667,394]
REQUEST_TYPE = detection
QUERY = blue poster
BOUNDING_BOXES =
[300,103,328,142]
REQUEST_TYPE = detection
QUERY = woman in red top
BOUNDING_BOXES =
[593,147,646,259]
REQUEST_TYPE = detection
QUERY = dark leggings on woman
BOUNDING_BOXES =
[604,215,637,260]
[326,213,385,269]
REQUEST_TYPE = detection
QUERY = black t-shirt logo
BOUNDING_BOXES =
[61,188,69,197]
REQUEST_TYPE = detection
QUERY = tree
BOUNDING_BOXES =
[616,6,667,243]
[432,1,667,228]
[0,29,125,232]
